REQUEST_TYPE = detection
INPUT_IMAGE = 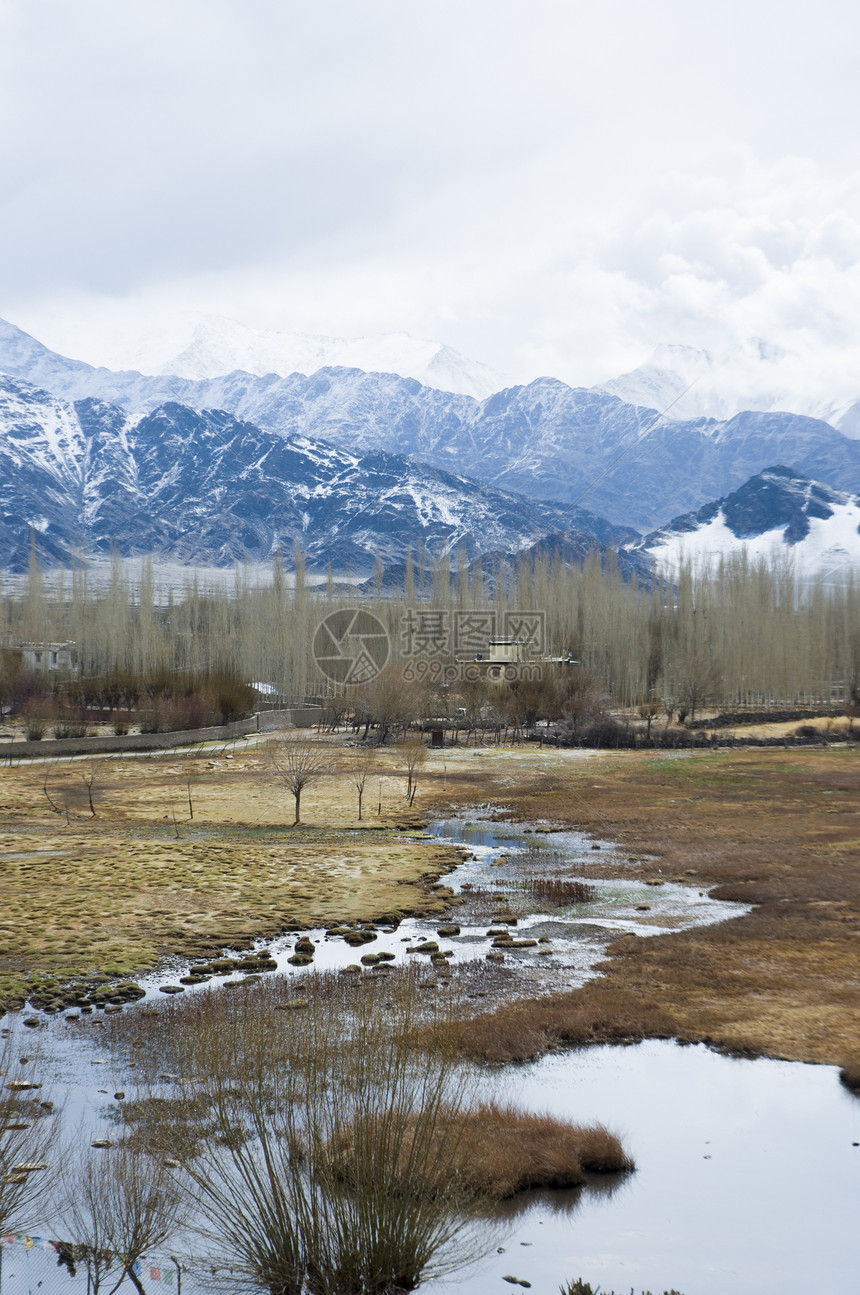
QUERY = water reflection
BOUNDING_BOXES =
[426,1041,860,1295]
[490,1169,633,1222]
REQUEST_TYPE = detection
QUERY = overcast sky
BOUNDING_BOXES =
[1,0,859,388]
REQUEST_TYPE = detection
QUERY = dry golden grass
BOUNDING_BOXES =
[0,742,459,998]
[422,981,675,1063]
[460,1105,632,1195]
[327,1102,632,1199]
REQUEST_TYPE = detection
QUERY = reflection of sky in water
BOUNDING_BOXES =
[6,818,852,1293]
[427,1041,860,1295]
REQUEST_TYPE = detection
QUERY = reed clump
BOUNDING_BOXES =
[511,877,597,907]
[108,970,491,1295]
[327,1104,632,1200]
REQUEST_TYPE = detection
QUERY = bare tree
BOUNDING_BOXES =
[558,668,605,742]
[637,699,661,741]
[80,760,103,818]
[400,732,427,803]
[672,642,722,725]
[268,736,334,825]
[349,745,376,821]
[354,666,425,744]
[180,759,203,820]
[59,1141,184,1295]
[41,768,68,820]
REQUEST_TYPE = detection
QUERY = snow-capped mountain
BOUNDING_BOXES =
[4,318,860,532]
[600,341,860,437]
[0,375,636,574]
[63,315,507,401]
[633,467,860,579]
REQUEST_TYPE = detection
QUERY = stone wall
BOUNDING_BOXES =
[0,709,321,759]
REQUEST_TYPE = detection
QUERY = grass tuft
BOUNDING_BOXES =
[327,1102,632,1200]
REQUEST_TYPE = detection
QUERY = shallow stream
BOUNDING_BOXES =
[131,815,747,1000]
[3,817,857,1294]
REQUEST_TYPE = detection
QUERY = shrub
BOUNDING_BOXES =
[0,1031,60,1233]
[21,700,52,740]
[113,971,489,1294]
[205,670,255,723]
[52,707,92,739]
[140,694,215,732]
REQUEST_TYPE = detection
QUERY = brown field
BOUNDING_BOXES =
[0,740,459,1009]
[2,736,859,1075]
[419,744,860,1068]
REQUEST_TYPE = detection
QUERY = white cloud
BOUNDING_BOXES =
[2,1,859,406]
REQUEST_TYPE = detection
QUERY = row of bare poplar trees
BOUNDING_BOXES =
[2,548,858,712]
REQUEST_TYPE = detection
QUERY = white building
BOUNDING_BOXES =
[19,641,79,674]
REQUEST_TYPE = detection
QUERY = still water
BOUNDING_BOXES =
[429,1040,860,1295]
[3,817,856,1293]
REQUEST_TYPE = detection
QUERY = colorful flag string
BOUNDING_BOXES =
[0,1233,180,1282]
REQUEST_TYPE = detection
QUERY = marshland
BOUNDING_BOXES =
[1,553,859,1293]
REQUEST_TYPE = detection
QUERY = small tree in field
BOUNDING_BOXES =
[268,736,333,825]
[637,699,661,741]
[400,732,427,803]
[349,745,377,820]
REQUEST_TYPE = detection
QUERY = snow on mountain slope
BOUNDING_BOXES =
[0,374,636,574]
[600,341,860,436]
[77,315,507,400]
[5,317,860,532]
[634,467,860,579]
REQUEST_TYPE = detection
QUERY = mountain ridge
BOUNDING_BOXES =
[600,341,860,437]
[3,318,860,532]
[0,373,639,575]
